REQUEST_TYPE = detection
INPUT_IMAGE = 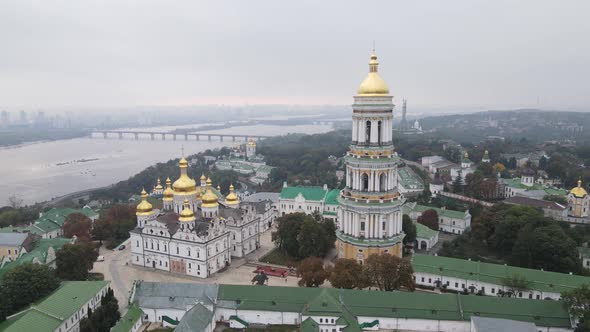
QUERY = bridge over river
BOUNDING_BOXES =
[90,130,270,142]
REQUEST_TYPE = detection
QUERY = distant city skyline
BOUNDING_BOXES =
[0,1,589,112]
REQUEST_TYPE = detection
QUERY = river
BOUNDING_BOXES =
[0,123,332,205]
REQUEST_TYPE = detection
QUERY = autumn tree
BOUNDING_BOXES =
[364,253,415,291]
[327,259,369,289]
[63,213,92,240]
[91,204,136,248]
[417,209,439,231]
[56,241,99,280]
[297,257,328,287]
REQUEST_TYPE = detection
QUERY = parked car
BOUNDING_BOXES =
[96,256,105,262]
[118,245,126,250]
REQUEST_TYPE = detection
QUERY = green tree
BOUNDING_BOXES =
[562,285,590,332]
[56,241,99,280]
[501,274,530,297]
[63,213,92,240]
[327,259,369,289]
[417,209,439,231]
[452,175,463,193]
[80,288,120,332]
[272,213,305,257]
[364,253,415,291]
[1,263,60,315]
[402,214,416,245]
[297,257,328,287]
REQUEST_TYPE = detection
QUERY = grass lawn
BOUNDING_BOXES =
[258,248,299,267]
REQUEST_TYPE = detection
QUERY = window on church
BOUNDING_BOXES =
[360,222,365,231]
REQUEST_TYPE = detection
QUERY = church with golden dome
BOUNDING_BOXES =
[567,179,589,219]
[129,156,270,278]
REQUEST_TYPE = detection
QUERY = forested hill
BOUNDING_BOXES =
[418,109,589,143]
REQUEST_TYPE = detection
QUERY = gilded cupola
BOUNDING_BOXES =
[173,157,197,194]
[178,199,196,223]
[136,189,154,216]
[357,52,390,96]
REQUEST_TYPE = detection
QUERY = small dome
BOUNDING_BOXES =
[225,184,239,205]
[136,189,153,216]
[202,183,219,208]
[154,178,164,190]
[571,179,588,198]
[357,52,390,96]
[200,174,207,181]
[163,177,174,201]
[178,199,195,223]
[247,138,256,147]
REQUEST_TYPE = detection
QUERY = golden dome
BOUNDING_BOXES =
[136,189,154,216]
[202,183,219,208]
[154,178,164,190]
[357,52,390,96]
[206,177,213,186]
[570,179,588,198]
[200,174,207,181]
[217,185,221,191]
[225,184,239,205]
[173,157,197,194]
[163,177,174,201]
[247,138,256,147]
[178,199,196,223]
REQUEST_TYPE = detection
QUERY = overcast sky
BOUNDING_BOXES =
[1,1,589,112]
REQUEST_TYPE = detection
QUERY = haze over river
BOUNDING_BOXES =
[0,123,332,205]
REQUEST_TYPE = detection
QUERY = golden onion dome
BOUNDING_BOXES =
[178,199,196,223]
[173,157,196,194]
[206,177,213,186]
[163,177,174,201]
[202,185,219,208]
[155,178,164,190]
[200,174,207,181]
[570,179,588,198]
[357,52,390,96]
[217,185,221,191]
[247,138,256,147]
[225,184,239,205]
[136,189,154,216]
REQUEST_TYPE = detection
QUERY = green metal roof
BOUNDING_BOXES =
[501,178,568,196]
[412,254,590,294]
[412,204,467,219]
[416,223,438,240]
[279,186,328,201]
[0,238,72,279]
[174,303,213,332]
[111,303,143,332]
[217,284,571,328]
[324,189,341,205]
[3,281,109,332]
[398,166,425,190]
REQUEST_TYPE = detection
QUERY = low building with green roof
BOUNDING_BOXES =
[415,223,439,251]
[214,283,573,331]
[0,237,73,279]
[111,303,144,332]
[412,253,590,300]
[397,166,425,196]
[403,202,471,235]
[279,184,330,217]
[501,176,568,200]
[24,207,99,239]
[1,280,110,332]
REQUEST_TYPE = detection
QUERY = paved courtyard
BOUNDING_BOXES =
[91,228,301,310]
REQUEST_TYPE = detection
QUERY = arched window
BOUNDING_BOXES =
[362,173,369,192]
[365,121,371,144]
[380,173,387,192]
[377,120,382,144]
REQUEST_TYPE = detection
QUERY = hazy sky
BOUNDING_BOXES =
[1,1,589,111]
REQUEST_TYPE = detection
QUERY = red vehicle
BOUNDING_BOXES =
[254,265,288,277]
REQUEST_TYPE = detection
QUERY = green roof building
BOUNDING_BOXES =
[412,253,590,300]
[0,281,110,332]
[215,284,572,331]
[279,185,340,221]
[403,202,471,235]
[0,237,73,279]
[111,303,144,332]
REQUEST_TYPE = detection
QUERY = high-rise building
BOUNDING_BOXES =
[399,99,408,131]
[336,52,405,262]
